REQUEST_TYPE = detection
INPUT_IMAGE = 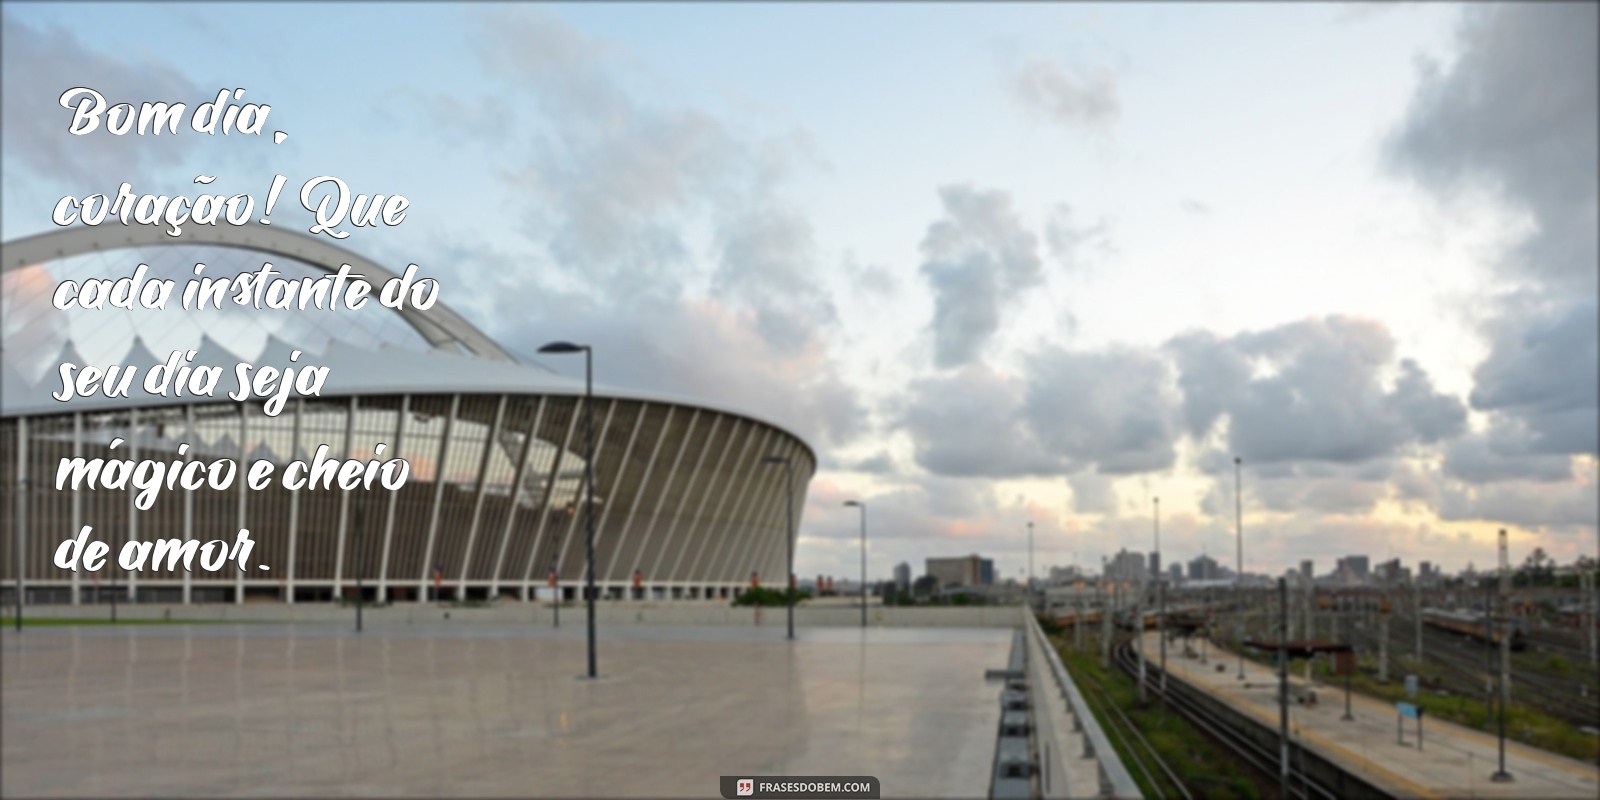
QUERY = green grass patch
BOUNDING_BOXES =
[1311,651,1598,763]
[1056,635,1263,799]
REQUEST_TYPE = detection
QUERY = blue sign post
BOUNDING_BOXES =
[1396,702,1424,750]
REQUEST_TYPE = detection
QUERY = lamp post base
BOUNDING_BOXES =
[1489,772,1514,783]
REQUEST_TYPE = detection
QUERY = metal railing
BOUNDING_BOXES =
[1023,608,1143,799]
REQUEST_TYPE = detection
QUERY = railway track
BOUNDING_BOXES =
[1109,637,1341,800]
[1068,644,1193,800]
[1356,616,1600,728]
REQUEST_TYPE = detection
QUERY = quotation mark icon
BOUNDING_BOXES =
[736,778,754,797]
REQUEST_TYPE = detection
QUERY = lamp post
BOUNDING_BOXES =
[1156,496,1166,715]
[1491,528,1514,783]
[1027,520,1035,610]
[13,476,26,633]
[844,500,866,628]
[763,455,796,641]
[539,341,597,679]
[1236,456,1246,681]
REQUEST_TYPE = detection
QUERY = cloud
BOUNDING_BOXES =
[713,205,838,356]
[1438,479,1599,530]
[902,343,1178,479]
[1067,470,1117,515]
[919,184,1045,369]
[1467,298,1597,457]
[1387,3,1598,483]
[1,10,207,189]
[801,473,995,545]
[471,8,813,308]
[1168,316,1467,465]
[421,8,865,450]
[902,364,1053,478]
[1442,430,1573,484]
[1386,3,1598,295]
[839,451,896,475]
[1012,60,1119,130]
[1021,346,1178,474]
[494,287,866,450]
[1044,204,1112,274]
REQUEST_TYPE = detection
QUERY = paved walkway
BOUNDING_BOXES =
[3,624,1010,797]
[1155,633,1599,799]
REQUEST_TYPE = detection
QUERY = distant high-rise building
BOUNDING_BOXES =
[1373,558,1411,584]
[1338,555,1370,581]
[926,555,985,588]
[1188,554,1221,581]
[1300,560,1314,580]
[1049,565,1082,584]
[893,562,911,592]
[1150,552,1162,581]
[1109,549,1147,585]
[1168,564,1183,583]
[979,558,995,586]
[1416,560,1445,586]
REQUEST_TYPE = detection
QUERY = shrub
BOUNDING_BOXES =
[731,587,811,607]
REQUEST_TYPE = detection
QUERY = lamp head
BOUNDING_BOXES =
[538,341,587,354]
[843,500,862,508]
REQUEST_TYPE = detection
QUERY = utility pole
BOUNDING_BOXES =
[1235,456,1246,682]
[1584,571,1595,669]
[1414,580,1423,664]
[1136,592,1147,703]
[1278,577,1290,798]
[1101,558,1112,669]
[1075,582,1086,650]
[1587,569,1597,671]
[1498,529,1512,724]
[1303,580,1313,643]
[1379,601,1390,683]
[1483,582,1495,719]
[1491,528,1514,784]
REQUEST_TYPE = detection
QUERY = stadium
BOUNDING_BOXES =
[1,225,815,605]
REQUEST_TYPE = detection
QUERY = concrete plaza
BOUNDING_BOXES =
[2,621,1011,797]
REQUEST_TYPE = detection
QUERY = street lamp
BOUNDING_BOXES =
[763,455,796,641]
[844,500,867,628]
[539,340,597,679]
[353,494,367,633]
[1027,521,1035,595]
[1156,496,1166,714]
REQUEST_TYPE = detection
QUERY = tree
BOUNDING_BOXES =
[1519,547,1555,586]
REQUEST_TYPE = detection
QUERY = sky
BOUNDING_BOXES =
[2,2,1596,584]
